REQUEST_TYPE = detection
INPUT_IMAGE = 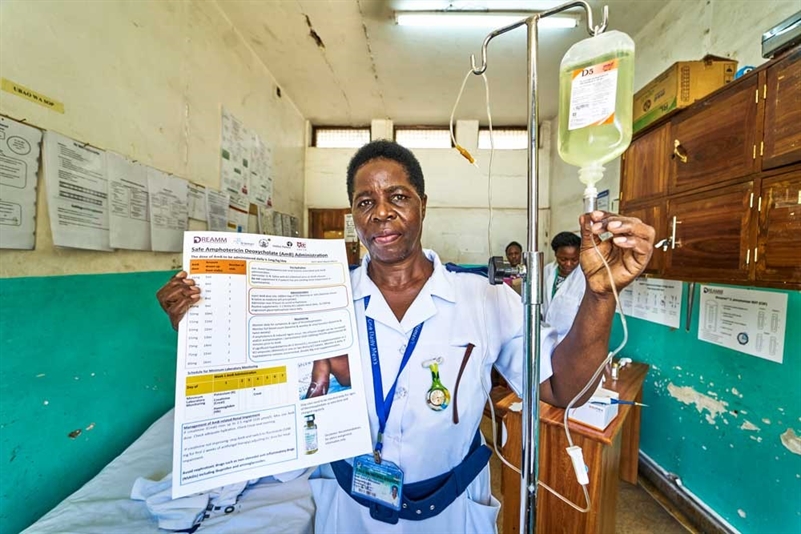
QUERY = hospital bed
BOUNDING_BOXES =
[23,410,315,533]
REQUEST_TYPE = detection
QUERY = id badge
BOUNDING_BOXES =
[351,454,404,511]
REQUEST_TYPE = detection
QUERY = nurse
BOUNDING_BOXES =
[543,231,586,341]
[156,140,654,533]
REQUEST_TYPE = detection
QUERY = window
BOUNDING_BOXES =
[394,128,452,149]
[478,128,528,150]
[313,127,370,148]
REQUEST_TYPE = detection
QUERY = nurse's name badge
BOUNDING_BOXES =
[422,358,450,411]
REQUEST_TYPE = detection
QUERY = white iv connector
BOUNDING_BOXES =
[567,446,590,486]
[583,185,598,213]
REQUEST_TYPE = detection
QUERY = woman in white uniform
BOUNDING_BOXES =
[157,141,655,533]
[543,232,586,341]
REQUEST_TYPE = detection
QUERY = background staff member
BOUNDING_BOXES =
[543,232,586,341]
[503,241,524,295]
[156,141,655,533]
[505,241,522,269]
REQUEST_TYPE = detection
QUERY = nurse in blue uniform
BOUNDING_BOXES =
[157,140,655,533]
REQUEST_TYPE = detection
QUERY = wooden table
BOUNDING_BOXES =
[499,362,649,534]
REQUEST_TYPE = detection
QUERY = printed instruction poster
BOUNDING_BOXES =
[220,108,249,196]
[0,116,42,249]
[107,152,150,250]
[618,278,682,329]
[249,133,273,208]
[698,285,787,363]
[147,169,188,252]
[173,232,372,498]
[206,189,229,232]
[43,131,112,251]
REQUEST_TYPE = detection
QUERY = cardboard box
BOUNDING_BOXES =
[568,387,619,431]
[633,55,738,133]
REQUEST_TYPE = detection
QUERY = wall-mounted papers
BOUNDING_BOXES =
[257,206,274,235]
[227,191,249,233]
[220,108,248,196]
[187,182,207,222]
[0,117,42,249]
[344,214,357,242]
[206,188,229,232]
[107,152,150,250]
[618,278,682,329]
[698,285,787,363]
[249,134,273,208]
[282,213,292,238]
[273,211,284,236]
[43,131,112,251]
[147,169,187,252]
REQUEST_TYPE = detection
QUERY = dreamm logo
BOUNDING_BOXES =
[193,236,227,244]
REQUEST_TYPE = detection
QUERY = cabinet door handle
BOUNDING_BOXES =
[670,216,678,249]
[673,140,688,163]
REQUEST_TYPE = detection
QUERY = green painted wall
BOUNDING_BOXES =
[612,283,801,533]
[2,272,798,533]
[0,271,177,534]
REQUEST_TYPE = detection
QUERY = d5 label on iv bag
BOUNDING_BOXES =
[558,30,635,171]
[568,59,619,131]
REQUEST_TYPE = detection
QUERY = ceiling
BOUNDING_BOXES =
[218,0,666,126]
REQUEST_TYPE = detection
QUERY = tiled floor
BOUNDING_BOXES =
[481,418,691,534]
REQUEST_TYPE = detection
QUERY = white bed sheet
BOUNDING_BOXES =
[23,410,314,534]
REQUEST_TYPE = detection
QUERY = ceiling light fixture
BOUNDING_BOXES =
[394,11,579,29]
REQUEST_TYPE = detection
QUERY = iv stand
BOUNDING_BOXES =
[475,3,608,533]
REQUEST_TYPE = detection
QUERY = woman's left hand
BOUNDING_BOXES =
[579,211,655,296]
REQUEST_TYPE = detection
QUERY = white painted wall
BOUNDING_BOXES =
[548,0,799,248]
[304,121,552,264]
[0,0,306,277]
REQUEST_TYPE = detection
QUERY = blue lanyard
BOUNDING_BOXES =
[364,296,424,461]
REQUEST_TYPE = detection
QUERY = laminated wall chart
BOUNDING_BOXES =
[147,168,188,252]
[107,152,150,250]
[698,285,787,363]
[220,108,249,197]
[0,116,41,249]
[618,277,682,329]
[187,182,207,222]
[173,232,371,497]
[206,189,230,232]
[43,131,112,251]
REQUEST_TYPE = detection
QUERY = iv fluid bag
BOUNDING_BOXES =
[558,30,635,186]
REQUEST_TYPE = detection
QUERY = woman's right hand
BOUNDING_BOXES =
[156,271,201,331]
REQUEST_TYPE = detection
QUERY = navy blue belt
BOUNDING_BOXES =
[330,429,491,524]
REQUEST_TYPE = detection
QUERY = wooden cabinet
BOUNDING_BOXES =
[620,202,665,274]
[619,47,800,289]
[756,170,801,283]
[762,48,801,170]
[620,123,670,207]
[669,74,761,194]
[664,182,754,282]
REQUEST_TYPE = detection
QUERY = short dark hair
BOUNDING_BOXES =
[505,241,522,253]
[551,231,580,252]
[346,140,425,204]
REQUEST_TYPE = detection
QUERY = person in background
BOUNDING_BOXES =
[505,241,522,268]
[157,140,654,533]
[543,231,585,341]
[503,241,524,295]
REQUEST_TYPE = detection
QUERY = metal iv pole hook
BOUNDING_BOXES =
[470,1,609,75]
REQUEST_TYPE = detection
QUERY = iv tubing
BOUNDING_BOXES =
[449,68,495,256]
